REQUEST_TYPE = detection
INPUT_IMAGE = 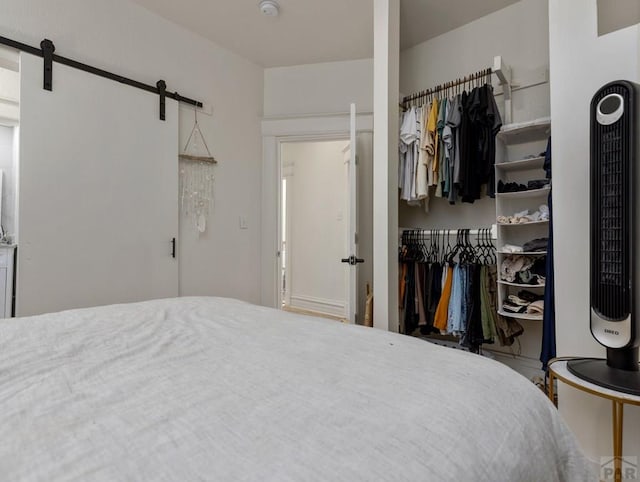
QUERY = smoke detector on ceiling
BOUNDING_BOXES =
[259,0,280,17]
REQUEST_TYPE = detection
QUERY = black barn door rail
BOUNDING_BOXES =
[0,34,203,120]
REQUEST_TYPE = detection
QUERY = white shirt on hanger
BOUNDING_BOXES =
[399,107,417,201]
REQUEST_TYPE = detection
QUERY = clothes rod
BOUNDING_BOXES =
[0,35,203,115]
[400,226,498,239]
[401,68,491,106]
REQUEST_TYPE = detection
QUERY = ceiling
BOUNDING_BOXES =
[130,0,520,67]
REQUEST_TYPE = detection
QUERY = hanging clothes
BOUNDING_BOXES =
[480,265,498,343]
[541,137,556,370]
[435,97,447,198]
[426,99,439,189]
[434,265,453,331]
[447,264,464,334]
[399,229,521,351]
[485,264,524,346]
[461,264,484,350]
[487,86,503,197]
[399,77,501,211]
[416,106,430,202]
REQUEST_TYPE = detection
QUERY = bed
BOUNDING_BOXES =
[0,297,594,481]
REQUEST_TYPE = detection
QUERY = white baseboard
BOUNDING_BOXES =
[289,294,345,317]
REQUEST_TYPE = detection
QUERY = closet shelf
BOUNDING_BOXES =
[497,310,543,321]
[497,117,551,144]
[498,280,545,288]
[497,220,549,227]
[496,187,550,199]
[497,251,547,255]
[495,156,545,172]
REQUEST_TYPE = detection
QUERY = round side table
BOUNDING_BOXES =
[548,360,640,482]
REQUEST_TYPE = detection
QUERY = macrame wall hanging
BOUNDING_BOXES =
[179,108,217,234]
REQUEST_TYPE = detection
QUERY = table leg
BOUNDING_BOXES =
[613,401,624,482]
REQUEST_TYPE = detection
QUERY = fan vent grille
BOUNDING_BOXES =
[591,84,632,320]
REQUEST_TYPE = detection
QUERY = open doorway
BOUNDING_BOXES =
[279,138,350,321]
[0,47,19,244]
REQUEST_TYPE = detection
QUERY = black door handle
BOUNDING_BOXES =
[341,256,366,266]
[171,237,176,258]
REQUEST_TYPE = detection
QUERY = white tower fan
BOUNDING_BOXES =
[567,80,640,395]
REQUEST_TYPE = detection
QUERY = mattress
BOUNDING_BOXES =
[0,297,595,481]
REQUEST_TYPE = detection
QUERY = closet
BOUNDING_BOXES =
[396,0,553,377]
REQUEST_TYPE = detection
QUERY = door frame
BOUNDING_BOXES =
[261,113,374,309]
[277,134,350,316]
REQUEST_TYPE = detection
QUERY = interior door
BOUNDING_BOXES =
[17,53,179,316]
[343,103,363,323]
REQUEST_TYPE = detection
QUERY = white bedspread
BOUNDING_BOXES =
[0,297,594,481]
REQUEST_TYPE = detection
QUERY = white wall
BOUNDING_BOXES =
[598,0,640,36]
[0,66,19,123]
[549,0,640,462]
[0,126,16,238]
[0,0,264,304]
[264,59,374,117]
[282,140,348,314]
[399,0,550,231]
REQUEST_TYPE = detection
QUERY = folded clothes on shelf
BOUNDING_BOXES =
[516,271,545,286]
[502,300,528,313]
[501,239,548,253]
[522,237,548,252]
[502,299,545,314]
[527,179,550,190]
[526,300,544,315]
[517,290,544,303]
[501,290,544,315]
[501,244,523,253]
[497,205,549,224]
[497,181,527,193]
[497,179,550,194]
[500,255,546,285]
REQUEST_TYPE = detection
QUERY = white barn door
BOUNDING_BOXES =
[17,53,179,316]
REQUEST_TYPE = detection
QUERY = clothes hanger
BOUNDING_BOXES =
[419,231,428,261]
[461,229,473,265]
[489,228,497,265]
[459,230,468,264]
[470,229,479,265]
[479,228,491,265]
[431,230,437,264]
[443,230,454,266]
[444,230,457,266]
[415,230,423,263]
[453,230,464,265]
[473,230,481,265]
[480,228,490,265]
